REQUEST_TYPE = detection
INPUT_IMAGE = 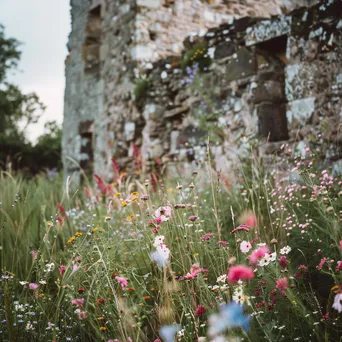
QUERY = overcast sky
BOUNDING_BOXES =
[0,0,70,142]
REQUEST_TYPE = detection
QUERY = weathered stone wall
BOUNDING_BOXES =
[63,0,341,182]
[137,0,342,177]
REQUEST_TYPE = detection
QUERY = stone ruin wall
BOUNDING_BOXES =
[62,0,341,182]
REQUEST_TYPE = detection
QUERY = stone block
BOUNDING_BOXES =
[131,45,153,61]
[136,0,160,9]
[226,47,256,82]
[286,97,315,126]
[254,81,285,104]
[214,42,236,59]
[257,103,289,141]
[124,122,135,141]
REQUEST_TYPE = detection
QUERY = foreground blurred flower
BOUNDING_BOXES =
[248,246,270,265]
[332,293,342,313]
[159,324,182,342]
[227,265,254,284]
[208,303,250,336]
[151,245,170,267]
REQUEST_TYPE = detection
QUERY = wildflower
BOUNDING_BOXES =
[154,206,172,221]
[78,311,87,320]
[159,324,182,342]
[231,224,249,234]
[279,256,289,269]
[316,257,328,270]
[201,233,214,240]
[336,261,342,272]
[276,277,289,296]
[151,245,170,267]
[29,283,38,290]
[216,275,227,283]
[332,293,342,313]
[141,194,150,201]
[208,303,250,336]
[232,288,248,305]
[240,241,252,254]
[194,304,206,317]
[280,246,291,255]
[96,298,105,306]
[19,281,28,286]
[59,265,66,276]
[227,265,254,284]
[78,287,85,294]
[153,235,165,247]
[249,246,270,265]
[71,298,84,308]
[340,240,342,251]
[31,250,37,260]
[75,232,83,237]
[115,276,128,289]
[189,215,198,222]
[67,236,76,244]
[57,202,66,217]
[217,241,229,246]
[294,264,308,278]
[245,214,257,228]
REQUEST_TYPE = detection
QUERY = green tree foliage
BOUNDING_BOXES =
[0,24,45,144]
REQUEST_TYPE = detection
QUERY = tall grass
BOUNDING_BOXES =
[0,153,341,341]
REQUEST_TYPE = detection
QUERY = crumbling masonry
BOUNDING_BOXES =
[63,0,342,182]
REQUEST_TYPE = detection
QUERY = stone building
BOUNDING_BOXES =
[63,0,341,182]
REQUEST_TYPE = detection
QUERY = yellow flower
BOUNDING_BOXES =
[131,196,138,201]
[131,191,139,196]
[120,200,127,207]
[126,214,135,222]
[99,326,107,331]
[75,232,83,237]
[92,227,99,233]
[67,236,76,244]
[39,293,45,297]
[114,192,121,197]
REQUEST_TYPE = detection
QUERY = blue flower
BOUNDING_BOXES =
[160,324,181,342]
[208,303,250,337]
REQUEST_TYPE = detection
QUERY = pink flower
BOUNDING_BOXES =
[339,240,342,251]
[201,233,213,240]
[29,283,38,290]
[240,241,252,254]
[189,215,198,222]
[59,265,66,276]
[248,246,270,265]
[31,250,37,260]
[78,311,87,320]
[154,206,172,220]
[336,261,342,272]
[71,298,85,308]
[227,265,254,284]
[245,215,257,228]
[276,277,289,296]
[316,257,328,270]
[115,276,128,289]
[217,241,229,246]
[230,224,249,234]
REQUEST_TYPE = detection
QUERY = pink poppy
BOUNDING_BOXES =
[227,265,254,284]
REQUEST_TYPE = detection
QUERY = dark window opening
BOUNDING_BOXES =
[255,35,289,142]
[83,5,102,76]
[79,121,94,179]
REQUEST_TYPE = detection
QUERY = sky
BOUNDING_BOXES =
[0,0,70,143]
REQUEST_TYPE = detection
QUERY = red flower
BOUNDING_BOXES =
[194,304,206,317]
[57,202,66,217]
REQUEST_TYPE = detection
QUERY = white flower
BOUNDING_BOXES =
[151,245,170,267]
[258,254,271,267]
[269,252,277,262]
[39,280,47,285]
[232,292,247,305]
[280,246,292,255]
[44,263,55,273]
[19,281,28,286]
[153,235,165,247]
[240,241,252,254]
[332,293,342,313]
[216,275,227,283]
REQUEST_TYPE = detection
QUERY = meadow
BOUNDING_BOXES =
[0,148,341,342]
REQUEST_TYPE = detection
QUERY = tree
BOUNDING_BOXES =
[0,24,45,144]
